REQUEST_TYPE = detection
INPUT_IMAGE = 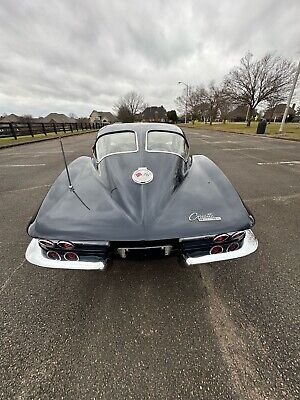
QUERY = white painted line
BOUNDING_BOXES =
[1,151,74,156]
[208,140,241,144]
[245,193,300,203]
[222,147,264,151]
[5,184,51,194]
[0,163,46,167]
[257,161,300,165]
[0,259,26,294]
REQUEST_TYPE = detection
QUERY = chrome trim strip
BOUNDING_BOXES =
[179,231,237,242]
[179,235,214,242]
[117,245,171,250]
[26,239,107,270]
[184,230,258,265]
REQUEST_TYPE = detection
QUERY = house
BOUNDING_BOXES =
[141,106,167,122]
[89,110,117,124]
[228,105,257,122]
[264,103,296,122]
[0,113,20,122]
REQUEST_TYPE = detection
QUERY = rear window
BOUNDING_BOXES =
[96,131,137,161]
[146,131,188,159]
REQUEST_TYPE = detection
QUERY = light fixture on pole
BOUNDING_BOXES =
[279,60,300,133]
[178,81,189,124]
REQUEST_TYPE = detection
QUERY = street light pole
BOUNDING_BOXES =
[279,60,300,133]
[178,81,189,124]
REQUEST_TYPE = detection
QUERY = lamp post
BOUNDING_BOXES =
[279,60,300,133]
[178,81,189,124]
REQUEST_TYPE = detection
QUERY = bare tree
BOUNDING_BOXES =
[114,91,146,121]
[175,86,207,123]
[218,88,234,123]
[202,83,221,125]
[224,52,296,126]
[18,114,33,123]
[265,93,285,123]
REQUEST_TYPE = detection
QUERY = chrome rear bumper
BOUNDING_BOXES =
[184,229,258,265]
[25,239,107,270]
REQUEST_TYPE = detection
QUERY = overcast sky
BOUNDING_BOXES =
[0,0,299,117]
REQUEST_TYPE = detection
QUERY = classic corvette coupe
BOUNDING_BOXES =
[26,123,258,270]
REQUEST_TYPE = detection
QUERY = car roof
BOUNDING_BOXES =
[96,122,185,138]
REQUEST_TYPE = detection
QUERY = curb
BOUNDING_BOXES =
[0,130,98,150]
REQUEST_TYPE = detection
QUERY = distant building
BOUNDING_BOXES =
[141,106,167,122]
[264,103,296,122]
[89,110,117,124]
[42,113,77,124]
[228,105,257,122]
[0,113,78,124]
[0,113,20,122]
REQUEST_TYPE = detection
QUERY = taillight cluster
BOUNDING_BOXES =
[210,231,245,255]
[38,239,79,261]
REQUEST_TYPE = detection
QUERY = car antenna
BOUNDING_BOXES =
[58,135,90,210]
[59,136,73,191]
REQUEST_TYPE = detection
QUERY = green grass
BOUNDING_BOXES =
[0,129,98,147]
[178,121,300,140]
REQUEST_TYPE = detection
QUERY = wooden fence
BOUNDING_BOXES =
[0,121,103,140]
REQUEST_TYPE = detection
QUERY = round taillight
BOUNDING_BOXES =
[231,231,245,241]
[214,233,229,243]
[210,245,223,255]
[47,251,61,260]
[57,241,74,250]
[39,239,55,249]
[227,242,239,252]
[64,252,79,261]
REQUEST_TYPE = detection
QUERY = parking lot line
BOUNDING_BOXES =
[257,161,300,165]
[0,151,74,156]
[5,184,51,194]
[245,193,300,203]
[0,259,26,295]
[0,163,46,167]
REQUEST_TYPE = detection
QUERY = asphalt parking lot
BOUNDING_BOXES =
[0,128,299,400]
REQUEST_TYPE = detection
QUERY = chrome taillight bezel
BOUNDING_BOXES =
[46,250,61,260]
[64,252,79,261]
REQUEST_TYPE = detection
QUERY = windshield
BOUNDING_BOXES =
[95,131,138,161]
[146,131,189,159]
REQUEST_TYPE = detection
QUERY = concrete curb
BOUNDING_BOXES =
[0,130,98,150]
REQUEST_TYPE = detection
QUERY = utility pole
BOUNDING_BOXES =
[178,81,189,124]
[279,60,300,133]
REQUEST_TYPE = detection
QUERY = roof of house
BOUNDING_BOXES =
[264,104,296,118]
[42,113,77,123]
[142,106,167,119]
[0,113,20,122]
[228,105,249,118]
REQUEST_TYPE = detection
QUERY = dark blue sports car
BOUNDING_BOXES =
[26,123,258,270]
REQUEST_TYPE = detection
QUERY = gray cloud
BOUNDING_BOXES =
[0,0,299,117]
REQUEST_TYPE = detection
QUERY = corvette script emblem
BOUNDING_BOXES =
[189,212,222,222]
[132,167,153,184]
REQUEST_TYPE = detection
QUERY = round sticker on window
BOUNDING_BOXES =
[132,167,153,184]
